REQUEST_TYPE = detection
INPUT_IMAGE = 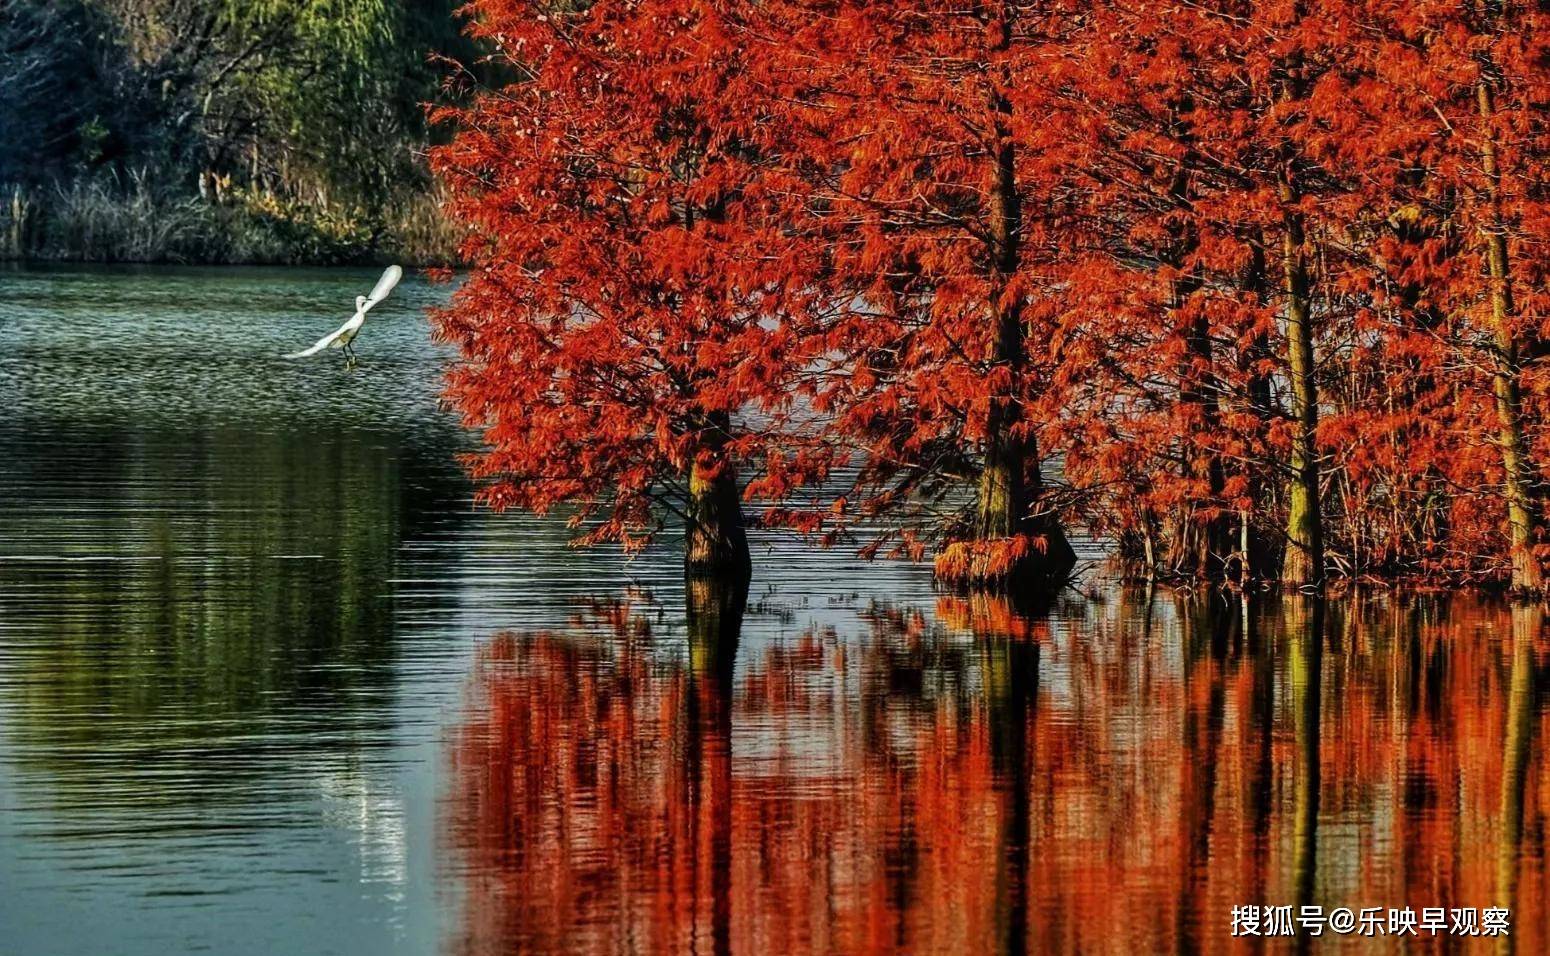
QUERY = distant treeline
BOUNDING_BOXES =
[0,0,473,265]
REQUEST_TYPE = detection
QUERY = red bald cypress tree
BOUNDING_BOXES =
[434,0,1550,594]
[1456,0,1550,592]
[431,0,817,579]
[1040,0,1344,588]
[759,0,1080,592]
[1295,0,1550,590]
[1041,0,1273,582]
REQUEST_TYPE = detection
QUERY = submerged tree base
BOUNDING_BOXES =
[933,531,1077,595]
[684,460,752,581]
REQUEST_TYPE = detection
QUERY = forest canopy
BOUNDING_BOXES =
[432,0,1550,594]
[0,0,470,263]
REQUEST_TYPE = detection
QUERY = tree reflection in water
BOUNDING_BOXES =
[445,592,1550,955]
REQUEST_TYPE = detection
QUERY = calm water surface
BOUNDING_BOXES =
[0,266,1546,954]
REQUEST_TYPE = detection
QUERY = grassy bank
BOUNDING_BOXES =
[1,173,459,267]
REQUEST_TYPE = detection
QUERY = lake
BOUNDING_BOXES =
[0,265,1545,954]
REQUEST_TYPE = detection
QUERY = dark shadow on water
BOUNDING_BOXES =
[1287,595,1323,956]
[686,573,744,956]
[1497,603,1540,956]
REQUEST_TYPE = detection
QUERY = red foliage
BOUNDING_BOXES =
[429,0,825,549]
[933,535,1048,588]
[752,0,1084,565]
[434,0,1550,587]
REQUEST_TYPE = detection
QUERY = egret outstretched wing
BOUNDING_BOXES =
[362,265,402,312]
[283,264,402,360]
[285,321,351,359]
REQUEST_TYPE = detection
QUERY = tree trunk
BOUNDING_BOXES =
[950,5,1075,592]
[1279,193,1323,588]
[684,419,751,580]
[978,301,1026,542]
[1173,269,1230,578]
[1386,202,1452,569]
[1273,51,1324,590]
[1164,112,1230,579]
[1477,76,1543,592]
[1235,237,1276,583]
[977,9,1027,547]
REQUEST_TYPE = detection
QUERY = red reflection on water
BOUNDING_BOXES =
[444,594,1550,954]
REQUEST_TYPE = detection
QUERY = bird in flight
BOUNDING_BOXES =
[286,265,403,367]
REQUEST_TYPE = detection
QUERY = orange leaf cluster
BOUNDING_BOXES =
[433,0,1550,586]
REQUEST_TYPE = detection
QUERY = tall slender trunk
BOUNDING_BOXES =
[1387,204,1452,567]
[978,283,1026,542]
[1163,109,1229,579]
[1273,41,1324,590]
[1279,181,1323,588]
[1235,238,1275,582]
[1177,297,1229,577]
[1242,238,1276,419]
[1170,242,1228,577]
[978,11,1027,544]
[1476,73,1543,592]
[684,413,751,579]
[965,5,1074,589]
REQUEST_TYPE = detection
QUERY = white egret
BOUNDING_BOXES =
[285,265,403,366]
